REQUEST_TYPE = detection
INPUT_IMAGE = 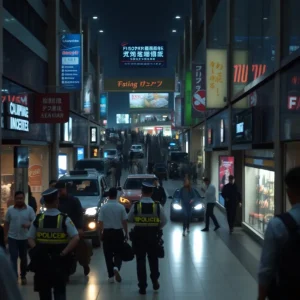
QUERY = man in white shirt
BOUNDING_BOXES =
[201,178,220,232]
[98,187,128,283]
[4,191,36,284]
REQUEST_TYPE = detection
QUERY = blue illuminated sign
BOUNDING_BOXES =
[100,93,107,118]
[77,147,84,160]
[60,34,82,90]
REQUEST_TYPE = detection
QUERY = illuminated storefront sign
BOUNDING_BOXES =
[129,93,169,109]
[100,93,107,118]
[4,102,29,132]
[233,64,267,83]
[192,63,206,115]
[60,34,82,90]
[120,42,167,68]
[90,127,97,143]
[104,78,174,92]
[288,96,300,110]
[1,94,28,106]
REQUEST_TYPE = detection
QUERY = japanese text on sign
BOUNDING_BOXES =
[209,61,224,96]
[195,65,204,93]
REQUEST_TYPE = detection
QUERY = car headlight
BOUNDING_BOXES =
[119,197,130,204]
[194,204,204,210]
[173,203,182,210]
[40,206,47,213]
[85,207,98,216]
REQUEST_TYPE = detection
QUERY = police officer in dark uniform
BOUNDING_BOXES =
[27,188,80,300]
[128,182,167,295]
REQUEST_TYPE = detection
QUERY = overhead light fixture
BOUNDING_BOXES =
[263,17,268,20]
[93,16,98,20]
[172,29,177,33]
[99,30,104,33]
[175,16,181,19]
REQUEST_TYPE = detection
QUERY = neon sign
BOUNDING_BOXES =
[233,64,267,83]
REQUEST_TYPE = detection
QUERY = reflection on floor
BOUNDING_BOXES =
[19,179,260,300]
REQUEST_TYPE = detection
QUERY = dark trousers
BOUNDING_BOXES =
[38,286,66,300]
[182,205,192,231]
[8,238,28,278]
[115,177,121,187]
[135,241,160,289]
[103,229,124,278]
[205,203,220,229]
[226,203,237,231]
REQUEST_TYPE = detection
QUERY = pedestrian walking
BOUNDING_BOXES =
[98,187,128,283]
[128,182,167,295]
[151,178,167,206]
[179,179,196,236]
[221,175,241,233]
[27,187,79,300]
[4,191,36,284]
[115,161,122,187]
[201,178,220,232]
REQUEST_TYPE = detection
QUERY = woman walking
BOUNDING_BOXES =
[179,179,195,236]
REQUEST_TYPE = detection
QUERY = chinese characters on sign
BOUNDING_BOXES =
[192,64,206,114]
[60,34,82,90]
[33,94,70,123]
[206,49,227,108]
[120,42,167,67]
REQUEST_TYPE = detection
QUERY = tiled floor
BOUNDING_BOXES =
[19,178,260,300]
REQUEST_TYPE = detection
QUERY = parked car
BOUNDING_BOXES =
[104,149,120,161]
[153,163,168,180]
[55,169,110,247]
[129,144,144,158]
[117,174,157,212]
[169,188,205,222]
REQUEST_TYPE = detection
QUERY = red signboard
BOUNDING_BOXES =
[233,64,267,83]
[33,93,70,123]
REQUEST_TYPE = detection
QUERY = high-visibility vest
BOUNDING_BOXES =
[35,213,69,245]
[133,202,160,227]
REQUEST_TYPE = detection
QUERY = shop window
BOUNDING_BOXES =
[244,166,275,235]
[282,0,300,57]
[232,0,276,95]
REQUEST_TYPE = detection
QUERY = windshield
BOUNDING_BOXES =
[170,152,188,162]
[105,150,117,155]
[75,160,104,173]
[173,188,200,198]
[124,178,155,190]
[60,179,99,197]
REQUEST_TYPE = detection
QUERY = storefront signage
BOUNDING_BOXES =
[60,34,82,90]
[4,102,29,132]
[119,42,167,68]
[220,119,224,143]
[28,165,42,193]
[77,148,84,161]
[90,127,97,143]
[233,64,267,83]
[219,156,235,206]
[33,93,70,123]
[104,78,174,92]
[288,96,300,110]
[129,93,169,109]
[116,114,129,124]
[206,49,227,109]
[100,93,107,117]
[192,64,206,115]
[2,94,28,106]
[208,128,212,145]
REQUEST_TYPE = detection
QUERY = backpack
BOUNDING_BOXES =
[271,213,300,299]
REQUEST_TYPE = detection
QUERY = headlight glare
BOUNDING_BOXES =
[173,203,182,210]
[119,197,130,204]
[85,207,98,216]
[194,204,204,210]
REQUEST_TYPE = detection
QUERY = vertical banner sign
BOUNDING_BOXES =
[100,93,108,118]
[192,63,206,116]
[206,49,227,108]
[60,34,82,90]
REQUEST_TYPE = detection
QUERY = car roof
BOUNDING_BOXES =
[59,173,102,180]
[76,158,104,162]
[131,144,142,147]
[126,174,157,179]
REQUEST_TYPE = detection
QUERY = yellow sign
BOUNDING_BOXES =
[206,49,227,108]
[104,78,175,92]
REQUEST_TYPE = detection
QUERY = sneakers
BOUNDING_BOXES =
[21,278,27,285]
[113,267,122,283]
[108,277,114,283]
[83,265,90,276]
[201,228,209,232]
[153,280,160,291]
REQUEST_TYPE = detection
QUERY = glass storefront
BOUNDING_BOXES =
[1,145,49,219]
[244,166,275,236]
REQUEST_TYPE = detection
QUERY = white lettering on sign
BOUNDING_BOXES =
[8,102,29,118]
[288,96,300,110]
[8,117,29,132]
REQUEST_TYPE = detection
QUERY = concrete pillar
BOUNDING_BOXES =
[95,39,101,123]
[47,0,60,180]
[0,0,3,220]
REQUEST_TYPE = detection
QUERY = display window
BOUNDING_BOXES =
[1,145,49,219]
[244,166,275,235]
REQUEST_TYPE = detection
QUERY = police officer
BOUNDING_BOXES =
[128,182,167,295]
[27,188,79,300]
